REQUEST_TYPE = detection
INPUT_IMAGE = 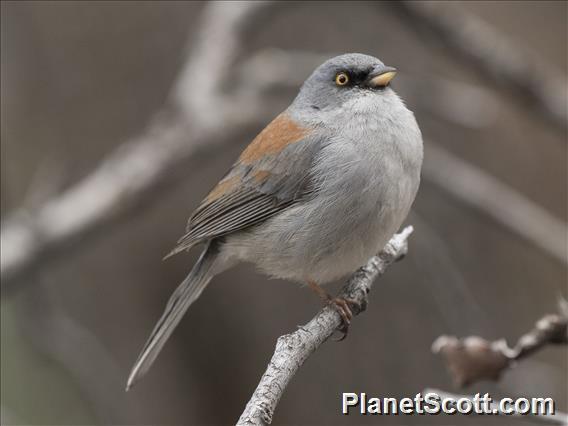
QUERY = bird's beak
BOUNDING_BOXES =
[368,66,397,88]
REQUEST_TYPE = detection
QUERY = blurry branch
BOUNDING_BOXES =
[172,1,276,129]
[2,7,565,293]
[423,388,568,425]
[0,1,276,291]
[391,1,568,134]
[423,143,567,265]
[237,227,413,426]
[432,300,568,387]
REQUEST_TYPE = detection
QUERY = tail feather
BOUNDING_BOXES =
[126,242,218,390]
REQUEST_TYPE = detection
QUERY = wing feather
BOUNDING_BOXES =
[165,114,323,258]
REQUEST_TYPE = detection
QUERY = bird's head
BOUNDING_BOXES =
[293,53,398,113]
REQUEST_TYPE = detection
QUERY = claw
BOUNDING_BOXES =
[330,297,360,341]
[306,280,361,341]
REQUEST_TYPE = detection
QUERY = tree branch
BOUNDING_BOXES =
[391,1,568,134]
[423,143,567,266]
[237,226,414,425]
[432,301,568,387]
[0,1,274,291]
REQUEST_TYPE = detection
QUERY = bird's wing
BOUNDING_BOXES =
[165,113,323,258]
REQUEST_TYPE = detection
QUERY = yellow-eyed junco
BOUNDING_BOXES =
[127,53,423,389]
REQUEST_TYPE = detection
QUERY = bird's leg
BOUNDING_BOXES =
[306,280,359,340]
[306,279,331,303]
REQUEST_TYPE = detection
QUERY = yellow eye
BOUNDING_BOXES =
[335,72,349,86]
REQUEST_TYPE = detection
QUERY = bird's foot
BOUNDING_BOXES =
[306,280,360,341]
[329,297,360,341]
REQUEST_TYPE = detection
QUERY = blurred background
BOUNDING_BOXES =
[1,1,566,425]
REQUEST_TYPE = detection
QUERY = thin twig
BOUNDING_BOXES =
[432,302,568,387]
[237,226,414,425]
[391,1,568,134]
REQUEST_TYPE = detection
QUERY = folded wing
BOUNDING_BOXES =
[166,113,323,258]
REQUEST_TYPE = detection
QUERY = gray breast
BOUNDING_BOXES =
[223,90,423,284]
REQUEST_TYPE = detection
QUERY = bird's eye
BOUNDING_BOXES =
[335,72,349,86]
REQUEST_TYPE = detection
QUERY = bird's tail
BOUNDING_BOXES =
[126,242,218,390]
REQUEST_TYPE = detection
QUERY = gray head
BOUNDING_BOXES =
[292,53,398,112]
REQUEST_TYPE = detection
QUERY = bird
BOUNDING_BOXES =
[127,53,423,390]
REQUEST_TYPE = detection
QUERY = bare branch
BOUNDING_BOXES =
[423,388,568,425]
[0,2,273,290]
[237,226,413,426]
[423,143,567,266]
[174,1,273,128]
[432,304,568,387]
[391,1,568,133]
